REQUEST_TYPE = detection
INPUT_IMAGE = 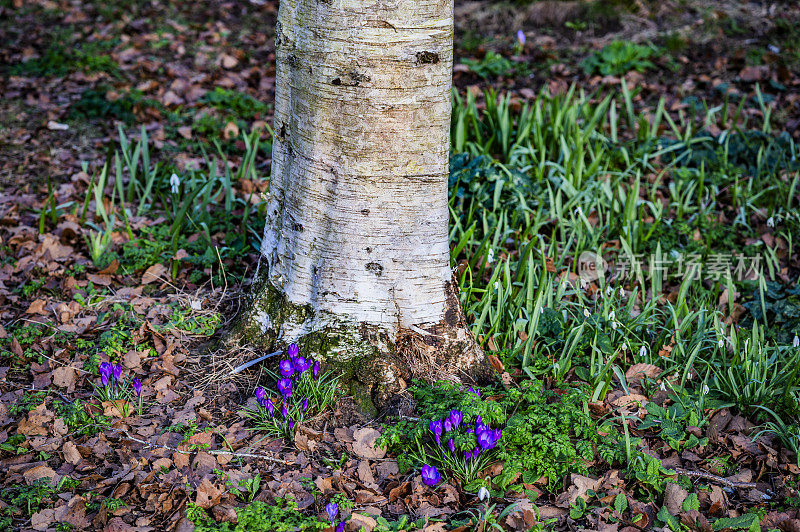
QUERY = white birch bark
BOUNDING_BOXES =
[243,0,485,400]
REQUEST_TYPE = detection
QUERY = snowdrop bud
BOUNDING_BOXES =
[621,342,627,352]
[794,335,799,348]
[606,286,614,297]
[575,206,583,217]
[659,382,666,392]
[478,486,490,501]
[487,248,494,264]
[620,288,625,297]
[493,281,499,291]
[639,345,647,358]
[718,338,724,349]
[701,384,709,395]
[766,216,775,228]
[170,173,181,194]
[609,311,616,321]
[583,308,590,318]
[612,321,618,330]
[687,372,693,380]
[580,278,588,290]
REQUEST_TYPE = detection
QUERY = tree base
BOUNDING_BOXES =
[227,270,492,414]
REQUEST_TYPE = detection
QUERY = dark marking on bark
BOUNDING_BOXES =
[292,222,304,232]
[278,123,287,140]
[416,51,439,64]
[366,247,372,253]
[331,77,342,86]
[286,54,299,67]
[361,208,370,215]
[365,262,383,276]
[348,71,370,85]
[444,307,457,327]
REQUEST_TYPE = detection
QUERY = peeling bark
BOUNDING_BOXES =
[239,0,490,411]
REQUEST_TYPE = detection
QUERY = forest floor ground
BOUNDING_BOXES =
[1,0,800,531]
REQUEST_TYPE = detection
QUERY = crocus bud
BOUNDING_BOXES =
[448,438,455,453]
[444,419,452,432]
[266,400,275,416]
[133,378,142,397]
[287,419,294,431]
[335,523,345,532]
[101,373,109,387]
[295,356,309,374]
[450,409,463,427]
[421,464,441,487]
[99,362,112,378]
[112,364,122,384]
[277,378,293,399]
[325,502,339,522]
[281,403,288,419]
[287,343,299,359]
[302,398,308,413]
[312,361,320,378]
[255,386,266,402]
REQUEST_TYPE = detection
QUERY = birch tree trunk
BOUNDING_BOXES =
[238,0,487,412]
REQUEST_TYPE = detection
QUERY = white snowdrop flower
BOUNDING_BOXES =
[769,44,780,53]
[190,299,202,310]
[554,362,560,372]
[611,321,618,330]
[621,342,628,352]
[639,345,647,358]
[486,248,494,264]
[718,338,724,349]
[794,335,799,348]
[580,278,588,290]
[478,486,490,501]
[766,216,775,228]
[609,310,616,321]
[687,372,693,380]
[659,382,666,392]
[583,308,590,318]
[170,173,181,194]
[575,206,583,217]
[701,384,710,395]
[620,288,626,297]
[493,281,499,291]
[606,286,614,297]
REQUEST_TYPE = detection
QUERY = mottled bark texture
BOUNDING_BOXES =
[238,0,489,412]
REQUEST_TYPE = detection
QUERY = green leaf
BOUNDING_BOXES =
[613,493,628,513]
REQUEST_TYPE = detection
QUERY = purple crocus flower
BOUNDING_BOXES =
[429,420,443,445]
[112,364,122,384]
[295,356,310,374]
[265,400,275,416]
[450,410,463,427]
[133,378,142,397]
[99,362,112,379]
[101,372,109,387]
[335,523,345,532]
[255,386,266,403]
[281,403,288,419]
[325,502,338,522]
[312,361,320,379]
[277,378,293,399]
[444,419,452,432]
[279,358,295,378]
[421,464,441,487]
[478,430,496,450]
[517,30,526,46]
[468,387,481,398]
[287,419,294,431]
[302,398,308,413]
[287,343,299,359]
[448,438,455,453]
